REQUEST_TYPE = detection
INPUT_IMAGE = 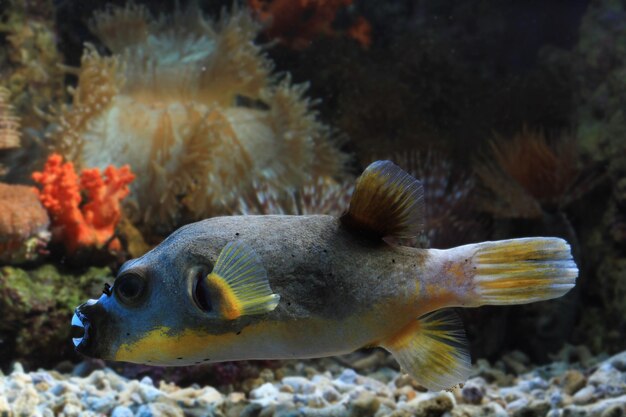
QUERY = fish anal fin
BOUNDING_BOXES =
[206,241,280,320]
[341,160,424,239]
[381,310,471,391]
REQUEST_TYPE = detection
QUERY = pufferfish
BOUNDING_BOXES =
[72,161,578,390]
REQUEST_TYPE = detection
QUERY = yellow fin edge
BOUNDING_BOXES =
[472,237,578,305]
[381,310,471,391]
[207,241,280,320]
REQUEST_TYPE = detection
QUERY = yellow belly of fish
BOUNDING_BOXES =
[114,304,417,365]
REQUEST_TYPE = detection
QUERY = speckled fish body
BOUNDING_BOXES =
[72,161,578,390]
[109,215,429,363]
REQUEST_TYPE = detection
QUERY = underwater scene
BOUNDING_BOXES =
[0,0,625,416]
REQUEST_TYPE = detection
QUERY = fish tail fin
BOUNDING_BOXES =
[467,237,578,305]
[381,237,577,391]
[421,237,577,310]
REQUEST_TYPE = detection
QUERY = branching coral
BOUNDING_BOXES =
[51,3,347,231]
[248,0,371,49]
[32,153,135,254]
[0,183,50,264]
[475,128,595,218]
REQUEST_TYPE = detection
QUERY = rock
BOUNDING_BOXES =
[259,405,277,417]
[511,400,551,417]
[61,402,82,417]
[242,378,265,392]
[139,383,164,403]
[111,406,134,417]
[321,386,342,402]
[0,395,11,417]
[384,411,412,417]
[517,377,549,393]
[282,376,316,394]
[573,386,597,405]
[506,397,530,412]
[0,346,624,417]
[226,403,248,417]
[605,352,626,372]
[462,378,487,404]
[394,374,423,391]
[84,395,115,414]
[11,385,38,416]
[300,402,349,417]
[550,390,565,408]
[563,370,587,395]
[365,368,395,384]
[273,403,299,417]
[601,404,625,417]
[140,403,184,417]
[474,359,513,386]
[451,403,508,417]
[240,403,263,417]
[71,360,106,377]
[564,395,626,417]
[349,392,380,417]
[395,385,417,402]
[400,392,455,417]
[589,363,625,396]
[227,392,246,403]
[335,369,358,388]
[350,351,387,372]
[250,383,292,407]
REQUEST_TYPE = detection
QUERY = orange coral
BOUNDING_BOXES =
[32,153,134,254]
[347,16,371,48]
[248,0,371,49]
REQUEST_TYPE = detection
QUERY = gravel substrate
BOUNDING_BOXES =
[1,349,625,417]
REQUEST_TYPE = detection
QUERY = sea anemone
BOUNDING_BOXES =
[235,175,354,216]
[51,3,347,231]
[383,150,486,249]
[475,127,595,219]
[0,87,20,150]
[0,183,50,264]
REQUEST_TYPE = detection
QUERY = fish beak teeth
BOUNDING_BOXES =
[71,313,85,347]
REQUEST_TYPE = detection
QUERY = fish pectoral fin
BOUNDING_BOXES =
[205,241,280,320]
[381,310,471,391]
[340,160,424,240]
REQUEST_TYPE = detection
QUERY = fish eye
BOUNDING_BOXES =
[114,273,148,306]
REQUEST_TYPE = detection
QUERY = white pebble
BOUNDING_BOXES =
[111,405,134,417]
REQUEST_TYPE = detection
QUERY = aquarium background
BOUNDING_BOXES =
[0,0,625,415]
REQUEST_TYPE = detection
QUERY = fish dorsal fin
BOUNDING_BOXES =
[381,310,471,391]
[341,160,425,239]
[205,241,280,320]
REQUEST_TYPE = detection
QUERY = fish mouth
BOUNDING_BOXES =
[71,299,98,354]
[71,313,85,347]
